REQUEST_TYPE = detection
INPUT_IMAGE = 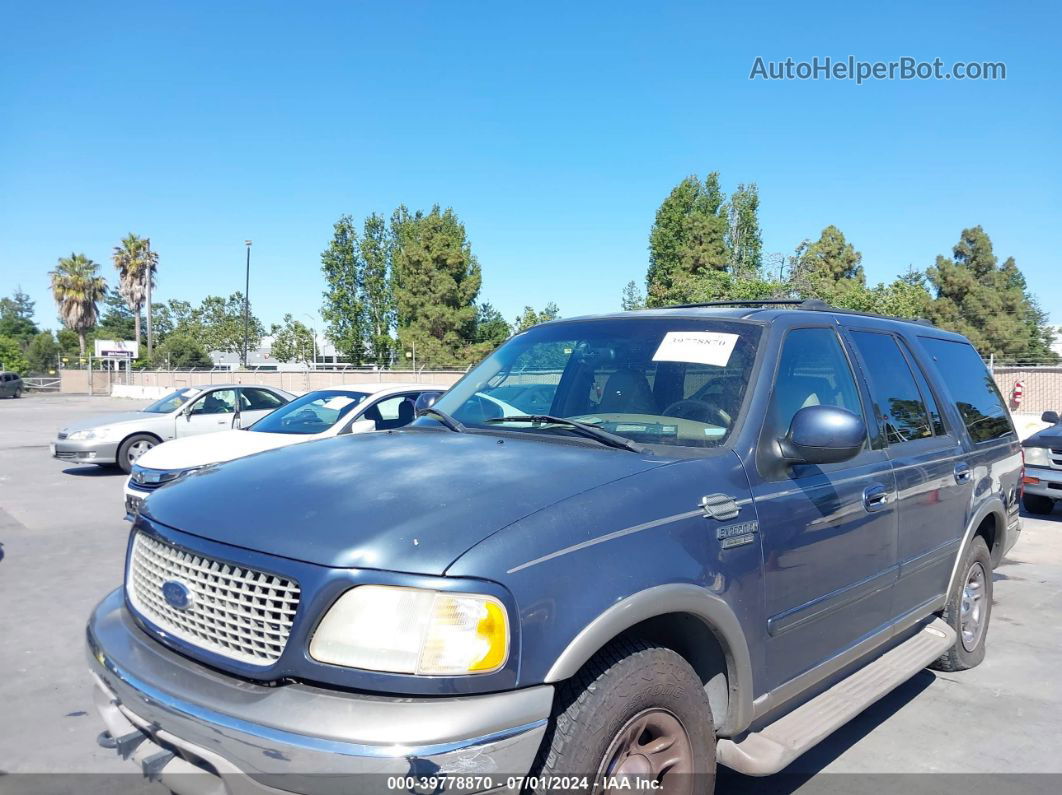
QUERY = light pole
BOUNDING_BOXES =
[242,240,252,369]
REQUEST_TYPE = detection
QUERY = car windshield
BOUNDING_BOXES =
[432,317,761,448]
[142,387,203,414]
[247,390,371,435]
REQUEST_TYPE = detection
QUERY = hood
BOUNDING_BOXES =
[1024,425,1062,447]
[144,429,668,575]
[61,411,154,434]
[136,429,308,470]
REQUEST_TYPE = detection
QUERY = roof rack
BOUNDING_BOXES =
[665,298,935,327]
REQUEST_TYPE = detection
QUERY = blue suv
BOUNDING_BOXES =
[86,301,1022,793]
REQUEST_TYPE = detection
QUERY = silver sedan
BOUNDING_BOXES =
[52,384,294,472]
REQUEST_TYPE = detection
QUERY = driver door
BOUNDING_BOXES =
[176,389,238,438]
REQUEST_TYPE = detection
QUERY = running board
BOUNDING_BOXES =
[717,618,956,776]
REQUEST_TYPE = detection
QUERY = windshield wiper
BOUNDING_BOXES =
[485,415,648,453]
[423,407,466,433]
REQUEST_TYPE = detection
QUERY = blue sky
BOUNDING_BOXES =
[2,0,1059,332]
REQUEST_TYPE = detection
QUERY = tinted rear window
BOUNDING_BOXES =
[919,337,1013,443]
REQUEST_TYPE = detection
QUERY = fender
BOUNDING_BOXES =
[543,583,754,737]
[945,496,1005,599]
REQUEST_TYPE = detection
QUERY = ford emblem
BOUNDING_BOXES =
[161,580,193,611]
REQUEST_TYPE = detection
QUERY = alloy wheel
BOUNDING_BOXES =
[960,561,988,651]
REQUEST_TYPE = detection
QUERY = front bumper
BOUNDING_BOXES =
[87,588,552,794]
[52,437,119,464]
[1023,465,1062,499]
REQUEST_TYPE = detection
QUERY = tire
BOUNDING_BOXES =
[931,536,992,672]
[13,387,21,398]
[1022,493,1055,515]
[117,434,157,474]
[531,639,715,795]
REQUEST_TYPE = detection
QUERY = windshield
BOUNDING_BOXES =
[432,317,761,448]
[143,387,202,414]
[247,390,370,435]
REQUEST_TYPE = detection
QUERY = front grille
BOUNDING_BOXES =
[127,532,300,666]
[54,451,76,459]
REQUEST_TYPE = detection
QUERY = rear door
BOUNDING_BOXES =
[844,327,972,617]
[751,325,899,692]
[238,387,287,427]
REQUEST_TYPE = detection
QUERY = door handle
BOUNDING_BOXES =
[954,463,972,484]
[863,484,890,512]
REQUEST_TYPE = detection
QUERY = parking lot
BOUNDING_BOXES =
[2,394,1061,792]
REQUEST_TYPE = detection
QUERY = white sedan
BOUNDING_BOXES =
[123,382,441,517]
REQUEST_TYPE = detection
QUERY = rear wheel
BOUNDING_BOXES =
[117,434,157,474]
[13,387,22,398]
[1022,493,1055,515]
[932,536,992,672]
[531,639,715,794]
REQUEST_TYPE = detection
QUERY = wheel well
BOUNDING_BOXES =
[975,512,1001,566]
[612,612,731,732]
[119,431,163,450]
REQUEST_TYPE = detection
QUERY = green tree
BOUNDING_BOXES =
[924,226,1055,361]
[621,280,645,311]
[269,314,315,364]
[111,234,157,346]
[727,183,763,278]
[49,253,107,360]
[392,205,482,366]
[321,214,368,364]
[26,331,60,373]
[0,335,29,374]
[188,293,264,356]
[96,286,137,340]
[512,303,560,333]
[151,333,212,368]
[0,286,39,341]
[792,225,865,286]
[473,302,511,346]
[361,213,396,365]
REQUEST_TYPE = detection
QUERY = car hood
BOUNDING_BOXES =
[136,429,313,470]
[61,411,158,434]
[1024,425,1062,447]
[143,429,669,574]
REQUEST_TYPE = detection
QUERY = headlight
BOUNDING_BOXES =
[68,428,104,440]
[1024,446,1052,466]
[309,585,509,675]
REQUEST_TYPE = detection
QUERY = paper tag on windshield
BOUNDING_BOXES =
[652,331,739,367]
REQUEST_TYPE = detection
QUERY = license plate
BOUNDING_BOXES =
[125,494,144,516]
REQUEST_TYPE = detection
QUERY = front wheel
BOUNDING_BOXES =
[117,434,157,474]
[1022,493,1055,515]
[931,536,992,672]
[531,639,715,795]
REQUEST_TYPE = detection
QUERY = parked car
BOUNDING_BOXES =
[1019,409,1062,514]
[1,371,24,398]
[87,302,1021,792]
[53,384,294,473]
[123,383,442,516]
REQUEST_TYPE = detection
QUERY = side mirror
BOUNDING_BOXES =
[779,405,866,465]
[414,391,442,417]
[1041,411,1059,425]
[348,418,377,435]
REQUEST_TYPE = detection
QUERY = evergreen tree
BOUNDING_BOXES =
[0,286,38,341]
[925,226,1056,361]
[621,280,645,310]
[26,331,60,373]
[360,213,395,366]
[391,205,482,366]
[727,183,763,278]
[513,303,560,333]
[320,215,367,364]
[647,173,730,305]
[792,225,865,285]
[473,302,511,347]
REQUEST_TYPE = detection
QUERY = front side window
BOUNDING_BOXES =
[770,327,863,435]
[850,331,933,444]
[362,394,418,430]
[143,387,202,414]
[432,318,762,448]
[919,337,1014,443]
[190,389,237,415]
[249,390,369,435]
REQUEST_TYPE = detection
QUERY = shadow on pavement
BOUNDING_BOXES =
[62,466,124,477]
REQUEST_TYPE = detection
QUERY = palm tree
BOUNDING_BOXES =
[112,234,158,349]
[49,253,107,360]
